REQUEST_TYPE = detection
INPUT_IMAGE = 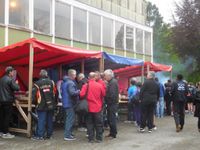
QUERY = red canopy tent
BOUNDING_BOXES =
[0,38,102,136]
[0,38,102,88]
[114,61,172,93]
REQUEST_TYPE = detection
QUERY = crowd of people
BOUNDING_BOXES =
[0,66,200,143]
[126,72,200,133]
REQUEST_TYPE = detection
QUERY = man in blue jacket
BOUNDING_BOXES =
[61,69,80,141]
[155,77,165,118]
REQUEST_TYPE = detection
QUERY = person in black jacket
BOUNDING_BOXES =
[171,74,188,132]
[194,82,200,132]
[32,69,56,140]
[139,71,160,133]
[0,66,20,139]
[104,69,119,138]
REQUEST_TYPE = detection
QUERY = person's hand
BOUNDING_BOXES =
[15,80,19,84]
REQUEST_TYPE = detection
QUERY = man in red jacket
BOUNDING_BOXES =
[80,72,105,143]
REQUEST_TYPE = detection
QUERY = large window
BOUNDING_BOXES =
[115,21,124,49]
[126,26,133,51]
[73,7,86,42]
[55,2,70,39]
[136,28,143,53]
[9,0,29,27]
[103,17,113,47]
[89,13,100,45]
[145,31,151,55]
[0,0,5,23]
[34,0,50,34]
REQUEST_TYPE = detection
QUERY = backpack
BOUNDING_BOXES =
[34,80,56,110]
[130,88,140,104]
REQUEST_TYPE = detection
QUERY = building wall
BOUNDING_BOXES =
[76,0,147,25]
[0,0,153,61]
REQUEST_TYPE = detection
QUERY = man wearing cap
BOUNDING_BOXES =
[0,66,20,139]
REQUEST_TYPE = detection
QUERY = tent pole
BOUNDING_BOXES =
[170,69,173,81]
[81,60,85,74]
[141,64,144,83]
[59,64,63,79]
[27,43,34,137]
[147,63,150,75]
[99,57,104,72]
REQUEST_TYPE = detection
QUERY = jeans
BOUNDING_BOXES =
[165,95,172,115]
[140,102,156,129]
[107,104,118,137]
[36,110,54,138]
[87,111,103,141]
[127,102,134,121]
[173,101,185,127]
[0,103,13,134]
[156,97,164,118]
[64,107,75,138]
[134,104,141,126]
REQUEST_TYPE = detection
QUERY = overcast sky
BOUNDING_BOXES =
[146,0,182,23]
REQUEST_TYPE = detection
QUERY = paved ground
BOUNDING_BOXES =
[0,114,199,150]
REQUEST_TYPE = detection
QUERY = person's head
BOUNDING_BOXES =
[147,71,155,79]
[104,69,114,81]
[39,69,48,78]
[95,71,101,81]
[168,79,171,83]
[68,69,76,80]
[155,77,159,82]
[177,74,183,81]
[89,72,96,80]
[77,73,85,82]
[5,66,15,77]
[130,78,137,86]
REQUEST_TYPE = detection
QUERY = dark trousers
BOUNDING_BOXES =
[134,104,141,126]
[173,101,185,127]
[87,111,103,141]
[165,95,172,115]
[140,102,156,129]
[0,103,13,134]
[77,112,86,128]
[107,104,118,137]
[127,102,134,121]
[198,117,200,129]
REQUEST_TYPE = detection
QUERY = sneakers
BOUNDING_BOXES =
[31,136,44,141]
[139,128,145,133]
[2,133,15,139]
[64,136,76,141]
[78,127,87,132]
[176,124,181,132]
[148,129,152,133]
[124,120,132,124]
[153,126,157,131]
[0,132,3,137]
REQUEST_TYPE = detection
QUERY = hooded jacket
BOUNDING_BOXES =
[61,76,80,108]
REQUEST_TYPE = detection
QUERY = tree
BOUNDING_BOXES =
[172,0,200,73]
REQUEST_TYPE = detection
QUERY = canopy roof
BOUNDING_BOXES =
[0,38,102,68]
[114,61,172,77]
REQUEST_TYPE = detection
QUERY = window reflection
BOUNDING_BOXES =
[0,0,5,23]
[103,17,113,47]
[136,28,143,53]
[34,0,50,34]
[89,13,100,45]
[9,0,29,27]
[55,2,70,39]
[145,31,151,55]
[73,7,87,42]
[115,21,124,50]
[126,26,133,51]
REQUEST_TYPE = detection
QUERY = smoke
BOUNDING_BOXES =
[155,72,171,85]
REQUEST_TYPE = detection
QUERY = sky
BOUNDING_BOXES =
[147,0,182,23]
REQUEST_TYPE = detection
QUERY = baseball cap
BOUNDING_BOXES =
[5,66,15,74]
